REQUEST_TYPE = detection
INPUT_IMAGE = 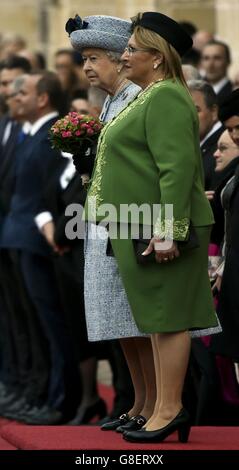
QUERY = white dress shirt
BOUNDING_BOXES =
[35,152,76,231]
[212,77,230,95]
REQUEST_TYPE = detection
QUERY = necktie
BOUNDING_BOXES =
[17,128,28,144]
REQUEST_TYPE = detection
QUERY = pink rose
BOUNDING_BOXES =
[62,131,72,138]
[87,128,94,135]
[70,119,79,126]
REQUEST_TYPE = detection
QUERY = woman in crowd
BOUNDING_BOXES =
[85,12,219,443]
[211,90,239,369]
[67,14,156,428]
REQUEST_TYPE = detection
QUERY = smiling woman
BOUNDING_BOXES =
[84,11,220,444]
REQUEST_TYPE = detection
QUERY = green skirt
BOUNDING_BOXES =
[110,226,218,334]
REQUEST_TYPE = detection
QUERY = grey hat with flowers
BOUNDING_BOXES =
[65,15,131,53]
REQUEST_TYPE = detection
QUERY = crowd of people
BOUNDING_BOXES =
[0,11,238,440]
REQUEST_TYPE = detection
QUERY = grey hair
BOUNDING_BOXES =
[182,64,201,82]
[106,50,122,63]
[88,87,107,109]
[187,79,218,109]
[11,74,26,93]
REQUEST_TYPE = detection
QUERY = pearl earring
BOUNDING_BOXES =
[153,64,158,70]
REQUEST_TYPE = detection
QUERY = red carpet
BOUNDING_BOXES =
[0,435,16,450]
[0,385,238,450]
[0,424,238,450]
[0,418,12,427]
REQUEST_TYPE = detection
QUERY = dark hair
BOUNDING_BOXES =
[36,71,65,112]
[187,80,218,109]
[219,89,239,122]
[204,40,231,64]
[72,51,84,66]
[181,47,201,67]
[35,52,46,70]
[71,89,88,100]
[179,21,197,37]
[55,48,84,66]
[55,49,75,59]
[0,55,31,73]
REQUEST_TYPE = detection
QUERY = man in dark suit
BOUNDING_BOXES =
[0,75,48,415]
[0,71,76,424]
[188,79,224,190]
[0,56,31,167]
[0,58,33,409]
[201,40,233,106]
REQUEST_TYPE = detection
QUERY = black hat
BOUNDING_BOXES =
[219,89,239,122]
[131,12,193,57]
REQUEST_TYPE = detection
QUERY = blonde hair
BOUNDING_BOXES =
[133,24,188,89]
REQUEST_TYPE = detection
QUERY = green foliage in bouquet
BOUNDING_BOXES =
[49,112,103,154]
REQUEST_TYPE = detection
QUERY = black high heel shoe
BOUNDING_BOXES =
[68,398,107,425]
[123,408,191,443]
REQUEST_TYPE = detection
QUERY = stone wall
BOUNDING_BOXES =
[0,0,238,76]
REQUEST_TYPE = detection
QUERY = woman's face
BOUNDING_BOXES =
[82,48,118,93]
[121,33,160,88]
[214,130,239,172]
[224,115,239,147]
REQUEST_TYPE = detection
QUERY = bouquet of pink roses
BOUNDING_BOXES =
[49,112,103,154]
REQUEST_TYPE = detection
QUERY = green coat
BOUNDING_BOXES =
[85,79,218,333]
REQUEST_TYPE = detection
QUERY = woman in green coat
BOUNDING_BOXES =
[86,11,219,443]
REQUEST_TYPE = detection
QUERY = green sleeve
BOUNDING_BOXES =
[145,85,197,241]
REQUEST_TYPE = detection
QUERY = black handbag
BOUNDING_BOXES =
[132,222,199,265]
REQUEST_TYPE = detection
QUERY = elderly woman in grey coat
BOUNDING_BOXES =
[67,14,155,430]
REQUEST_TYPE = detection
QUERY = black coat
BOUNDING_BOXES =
[210,162,239,361]
[0,120,22,217]
[210,157,239,246]
[41,162,95,361]
[201,125,224,190]
[217,80,233,107]
[42,161,87,249]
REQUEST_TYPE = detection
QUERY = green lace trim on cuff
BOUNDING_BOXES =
[154,217,190,241]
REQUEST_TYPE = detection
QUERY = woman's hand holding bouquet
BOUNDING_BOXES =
[49,112,103,177]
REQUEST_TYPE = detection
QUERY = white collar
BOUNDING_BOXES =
[30,112,58,136]
[22,121,32,134]
[200,121,222,147]
[212,77,229,95]
[61,151,72,160]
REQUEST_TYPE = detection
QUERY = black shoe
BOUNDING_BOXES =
[1,397,28,417]
[68,398,107,425]
[0,392,20,406]
[101,413,130,431]
[123,408,191,443]
[21,407,63,425]
[96,415,111,425]
[116,415,146,433]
